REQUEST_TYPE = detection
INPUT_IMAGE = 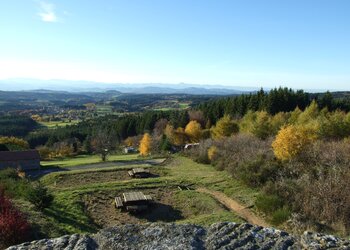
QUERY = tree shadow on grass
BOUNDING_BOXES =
[132,203,184,222]
[44,202,99,234]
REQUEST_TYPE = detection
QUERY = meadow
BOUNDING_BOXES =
[21,155,259,238]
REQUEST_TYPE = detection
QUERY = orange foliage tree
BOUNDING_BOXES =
[139,133,152,156]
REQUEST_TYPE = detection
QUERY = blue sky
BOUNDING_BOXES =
[0,0,350,90]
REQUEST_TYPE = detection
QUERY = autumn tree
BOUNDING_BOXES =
[185,120,202,142]
[207,145,218,161]
[139,133,152,156]
[211,115,239,139]
[91,129,118,161]
[164,124,187,146]
[251,111,272,140]
[153,118,168,137]
[272,125,317,160]
[188,110,206,127]
[0,136,29,151]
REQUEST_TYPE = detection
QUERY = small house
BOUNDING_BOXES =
[128,168,150,178]
[124,146,137,154]
[115,191,153,212]
[0,150,41,170]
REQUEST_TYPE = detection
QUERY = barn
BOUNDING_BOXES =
[0,150,41,170]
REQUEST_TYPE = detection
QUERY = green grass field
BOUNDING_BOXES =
[41,154,140,168]
[40,120,80,129]
[33,155,258,236]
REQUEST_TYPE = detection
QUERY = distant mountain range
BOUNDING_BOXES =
[0,79,258,95]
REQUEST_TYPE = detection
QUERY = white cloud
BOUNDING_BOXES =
[38,1,57,23]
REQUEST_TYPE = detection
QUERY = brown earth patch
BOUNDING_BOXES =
[82,188,184,228]
[53,169,161,188]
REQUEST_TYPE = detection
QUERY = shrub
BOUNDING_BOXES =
[25,182,53,210]
[184,139,213,164]
[255,194,284,214]
[0,189,31,248]
[207,146,218,162]
[210,134,273,176]
[271,208,291,225]
[237,159,280,187]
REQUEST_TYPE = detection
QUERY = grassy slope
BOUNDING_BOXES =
[41,154,140,168]
[34,155,257,236]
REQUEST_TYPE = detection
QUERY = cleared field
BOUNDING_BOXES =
[43,167,164,188]
[32,156,259,237]
[41,154,140,168]
[82,188,242,228]
[40,120,79,128]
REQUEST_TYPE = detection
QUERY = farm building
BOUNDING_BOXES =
[115,191,153,212]
[124,146,137,154]
[0,150,41,170]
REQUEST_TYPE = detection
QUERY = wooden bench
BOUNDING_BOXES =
[114,196,123,208]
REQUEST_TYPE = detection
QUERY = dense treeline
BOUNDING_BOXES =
[26,110,190,148]
[198,88,350,124]
[186,101,350,235]
[0,116,39,137]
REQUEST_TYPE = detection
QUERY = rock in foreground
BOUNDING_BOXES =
[7,222,350,250]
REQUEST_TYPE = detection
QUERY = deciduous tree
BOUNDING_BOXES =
[185,120,202,142]
[211,115,239,139]
[272,125,317,160]
[139,133,152,156]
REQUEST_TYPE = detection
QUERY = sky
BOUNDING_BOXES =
[0,0,350,90]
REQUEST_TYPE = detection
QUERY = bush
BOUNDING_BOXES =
[255,194,284,214]
[0,168,19,180]
[271,208,291,225]
[211,134,273,176]
[237,159,280,187]
[25,182,53,210]
[184,139,213,164]
[0,189,31,248]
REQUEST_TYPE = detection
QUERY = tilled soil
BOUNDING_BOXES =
[53,169,160,188]
[82,188,184,228]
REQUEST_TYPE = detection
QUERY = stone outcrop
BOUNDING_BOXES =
[7,222,350,250]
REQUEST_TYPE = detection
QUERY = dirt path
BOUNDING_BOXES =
[196,187,269,227]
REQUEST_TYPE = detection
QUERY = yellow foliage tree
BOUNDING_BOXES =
[139,133,152,156]
[211,115,239,139]
[165,124,187,146]
[0,136,29,150]
[185,120,202,142]
[207,146,218,161]
[272,125,317,160]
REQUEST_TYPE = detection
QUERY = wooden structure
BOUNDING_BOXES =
[124,146,137,154]
[128,168,150,178]
[0,150,40,170]
[115,191,153,212]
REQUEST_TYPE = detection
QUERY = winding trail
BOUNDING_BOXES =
[196,187,269,227]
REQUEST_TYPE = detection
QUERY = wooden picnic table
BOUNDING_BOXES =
[128,168,150,178]
[115,191,153,212]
